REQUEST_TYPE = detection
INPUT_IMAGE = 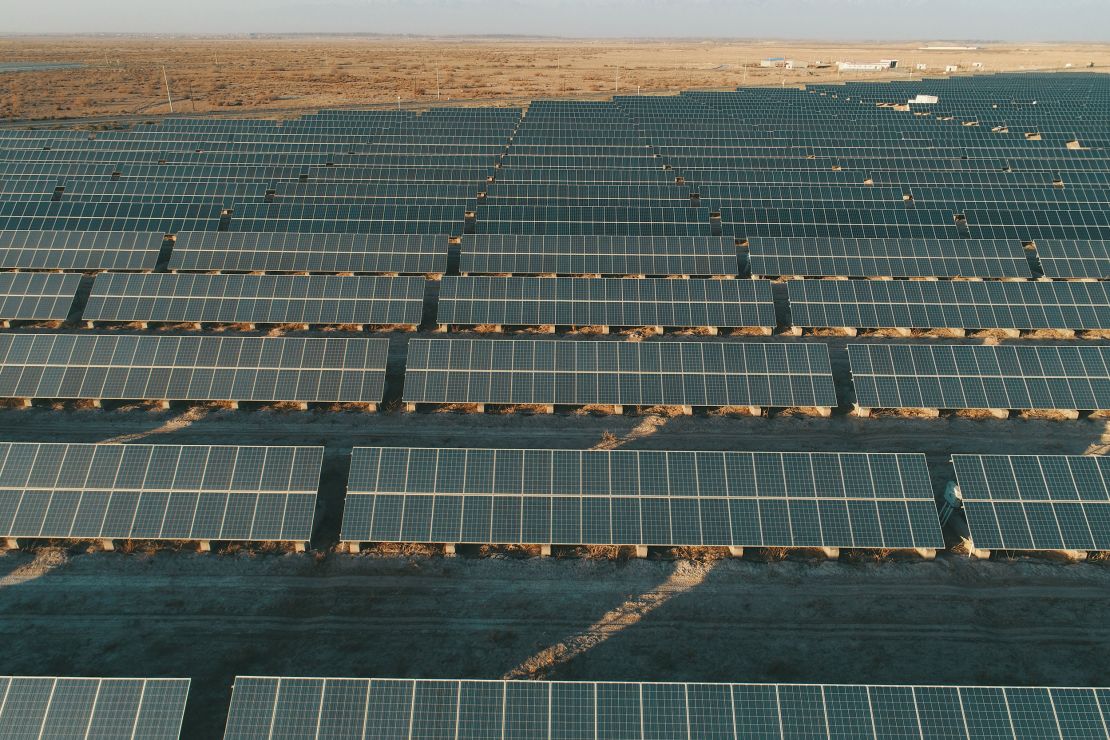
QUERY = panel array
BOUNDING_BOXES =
[85,273,425,327]
[849,344,1110,411]
[0,272,81,322]
[748,237,1033,279]
[342,448,942,549]
[952,454,1110,552]
[788,279,1110,331]
[1036,240,1110,280]
[438,277,774,330]
[0,334,388,404]
[168,231,447,275]
[0,230,163,271]
[0,443,322,543]
[0,676,189,740]
[223,677,1110,740]
[403,339,837,409]
[459,235,739,276]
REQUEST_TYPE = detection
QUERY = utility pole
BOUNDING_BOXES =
[615,67,619,94]
[162,65,174,113]
[436,68,441,100]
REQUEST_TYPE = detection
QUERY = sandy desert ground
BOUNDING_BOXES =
[2,36,1110,121]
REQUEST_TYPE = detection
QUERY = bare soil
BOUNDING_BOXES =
[2,36,1109,121]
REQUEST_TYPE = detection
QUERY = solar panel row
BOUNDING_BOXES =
[223,677,1110,740]
[0,443,323,545]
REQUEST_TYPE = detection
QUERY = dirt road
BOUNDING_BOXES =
[1,549,1108,738]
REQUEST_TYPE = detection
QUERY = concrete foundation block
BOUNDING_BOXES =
[197,540,211,553]
[3,537,17,550]
[728,546,744,558]
[914,548,937,561]
[293,542,306,553]
[679,405,693,416]
[346,541,360,554]
[984,408,1009,419]
[157,400,171,410]
[434,324,448,333]
[786,326,803,336]
[475,404,486,413]
[814,406,833,418]
[854,405,872,418]
[818,547,840,560]
[969,547,992,560]
[100,539,115,552]
[444,543,457,557]
[540,544,552,557]
[746,406,762,417]
[404,403,417,412]
[634,545,649,558]
[19,398,32,408]
[612,405,624,415]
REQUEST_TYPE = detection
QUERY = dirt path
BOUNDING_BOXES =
[1,549,1108,738]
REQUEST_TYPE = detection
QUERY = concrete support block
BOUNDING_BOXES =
[100,539,115,552]
[197,540,210,552]
[612,405,624,415]
[0,320,9,329]
[475,403,486,413]
[90,399,101,408]
[818,547,840,560]
[444,543,457,557]
[293,542,306,553]
[839,327,858,337]
[919,407,941,418]
[598,326,609,334]
[539,544,552,557]
[541,325,556,334]
[746,406,762,417]
[85,321,96,329]
[434,324,448,333]
[346,541,360,554]
[814,406,833,418]
[490,325,502,333]
[245,323,256,331]
[634,545,649,558]
[786,326,803,336]
[999,328,1021,338]
[3,537,18,550]
[679,405,694,416]
[854,406,872,418]
[649,326,664,336]
[969,547,992,560]
[541,405,555,414]
[157,400,171,409]
[1054,409,1080,420]
[297,402,308,411]
[404,403,417,412]
[914,548,937,561]
[704,326,719,336]
[949,328,966,337]
[728,546,744,558]
[366,403,378,413]
[980,408,1008,419]
[19,398,32,408]
[892,327,912,337]
[758,326,773,336]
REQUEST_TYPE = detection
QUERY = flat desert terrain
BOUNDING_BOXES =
[2,36,1110,120]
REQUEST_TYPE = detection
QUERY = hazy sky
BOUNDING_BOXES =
[6,0,1110,40]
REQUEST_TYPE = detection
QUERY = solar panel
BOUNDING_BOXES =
[0,230,164,271]
[0,334,388,406]
[84,273,425,328]
[342,448,942,550]
[788,279,1110,332]
[952,454,1110,553]
[437,277,774,332]
[0,272,81,322]
[459,235,739,277]
[0,676,189,740]
[1036,240,1110,280]
[0,443,322,546]
[403,339,837,410]
[748,237,1033,279]
[168,231,447,275]
[848,344,1110,413]
[223,677,1110,740]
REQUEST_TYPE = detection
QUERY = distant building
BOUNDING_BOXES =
[760,57,786,68]
[915,63,928,71]
[972,62,984,69]
[837,61,894,72]
[945,64,959,73]
[785,60,808,69]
